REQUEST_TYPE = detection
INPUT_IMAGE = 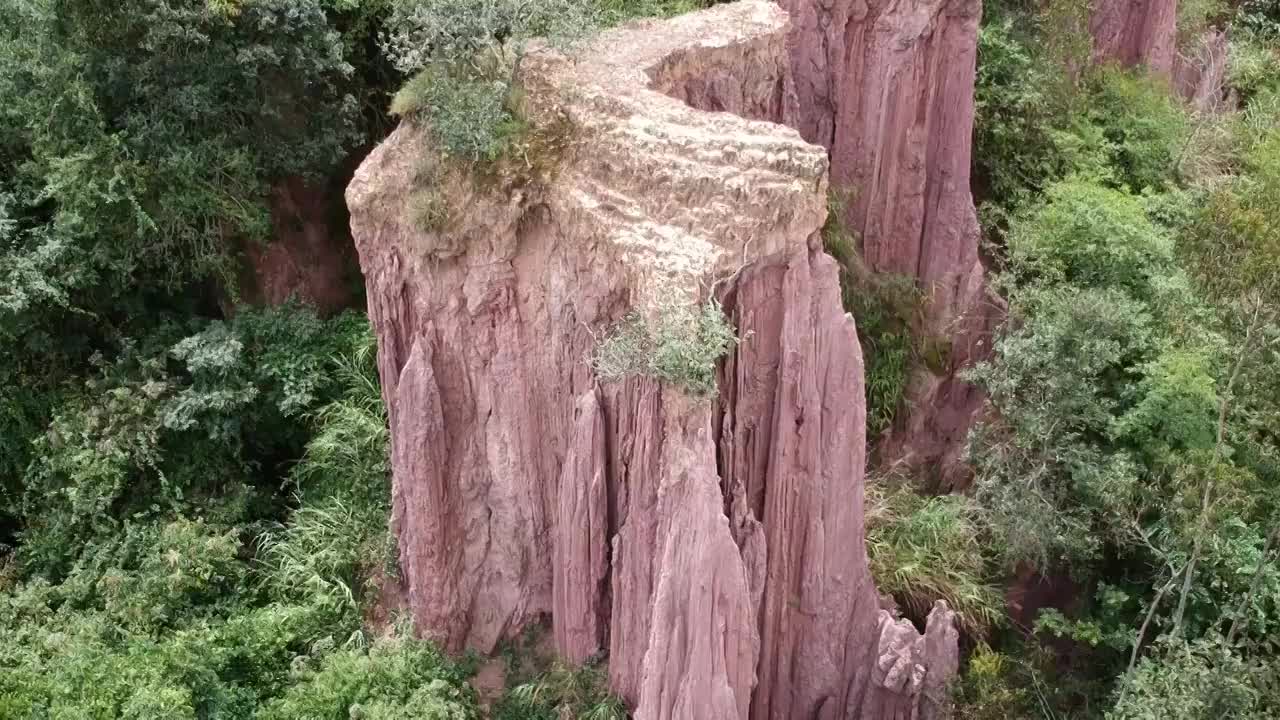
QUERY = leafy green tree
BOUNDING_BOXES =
[0,0,391,538]
[257,633,480,720]
[15,306,367,577]
[1109,635,1275,720]
[1159,132,1280,642]
[969,180,1205,571]
[0,0,362,299]
[0,313,481,719]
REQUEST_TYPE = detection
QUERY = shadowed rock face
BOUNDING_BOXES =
[242,176,357,315]
[345,2,957,718]
[1089,0,1178,75]
[777,0,999,489]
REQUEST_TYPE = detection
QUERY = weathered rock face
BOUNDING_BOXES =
[1092,2,1234,112]
[241,176,357,315]
[1089,0,1179,75]
[778,0,998,487]
[346,2,958,718]
[1174,29,1230,112]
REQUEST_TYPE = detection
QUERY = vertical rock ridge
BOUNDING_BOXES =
[390,339,466,647]
[726,244,875,720]
[553,389,610,664]
[1089,0,1179,75]
[346,3,959,717]
[777,0,998,488]
[1174,29,1230,112]
[635,397,759,720]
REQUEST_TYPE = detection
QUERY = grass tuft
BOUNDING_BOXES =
[865,480,1002,636]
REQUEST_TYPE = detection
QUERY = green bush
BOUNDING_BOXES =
[258,316,393,619]
[0,0,365,297]
[972,21,1189,220]
[968,179,1203,571]
[382,0,597,170]
[1178,0,1230,42]
[392,60,528,165]
[1180,132,1280,306]
[954,644,1036,720]
[495,662,626,720]
[846,273,921,438]
[14,306,369,577]
[1084,68,1191,192]
[959,5,1280,716]
[594,299,741,398]
[1229,32,1280,103]
[385,0,688,174]
[1238,0,1280,37]
[972,2,1103,224]
[974,19,1074,213]
[1108,636,1271,720]
[1005,181,1176,299]
[0,311,475,720]
[258,632,480,720]
[382,0,601,76]
[970,282,1154,567]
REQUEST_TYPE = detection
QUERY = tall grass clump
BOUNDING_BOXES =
[821,190,925,437]
[259,325,393,618]
[495,661,627,720]
[866,481,1002,635]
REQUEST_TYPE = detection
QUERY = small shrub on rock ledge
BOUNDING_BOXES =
[390,57,527,166]
[593,299,741,398]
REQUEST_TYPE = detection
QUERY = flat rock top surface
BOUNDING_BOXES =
[523,0,828,308]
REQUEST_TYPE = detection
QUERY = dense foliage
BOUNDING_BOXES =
[0,313,485,718]
[916,2,1280,717]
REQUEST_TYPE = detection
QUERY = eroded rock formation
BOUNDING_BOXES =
[346,2,957,718]
[1174,29,1230,113]
[1089,0,1179,75]
[241,176,357,314]
[1093,4,1230,114]
[778,0,999,488]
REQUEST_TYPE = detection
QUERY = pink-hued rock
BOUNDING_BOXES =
[552,390,609,664]
[778,0,996,487]
[782,0,984,309]
[721,244,874,720]
[1174,29,1230,112]
[241,176,355,315]
[1089,0,1179,75]
[346,3,958,718]
[633,395,758,720]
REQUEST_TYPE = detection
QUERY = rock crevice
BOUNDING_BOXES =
[346,3,957,718]
[779,0,999,488]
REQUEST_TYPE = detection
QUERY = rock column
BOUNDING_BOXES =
[347,4,959,718]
